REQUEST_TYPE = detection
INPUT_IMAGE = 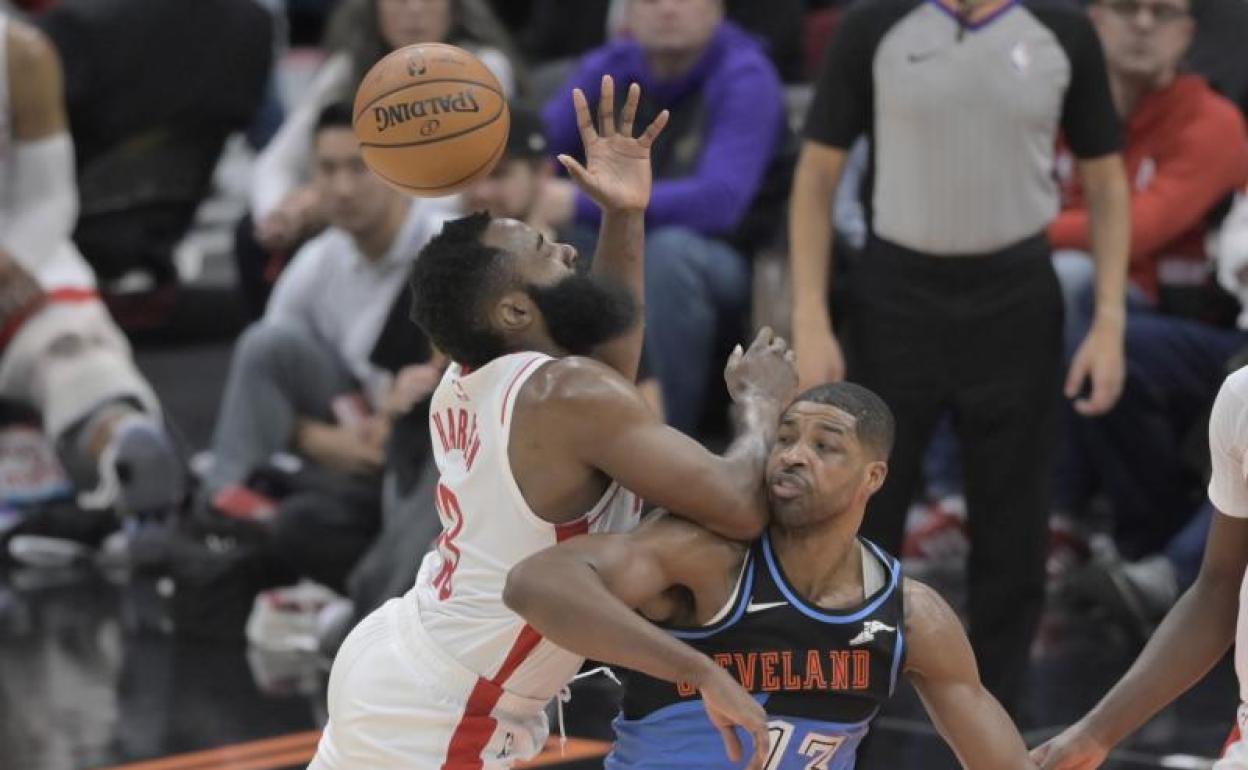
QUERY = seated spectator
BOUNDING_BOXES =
[0,16,181,518]
[237,0,520,319]
[1054,0,1248,616]
[36,0,271,288]
[200,103,455,576]
[541,0,787,436]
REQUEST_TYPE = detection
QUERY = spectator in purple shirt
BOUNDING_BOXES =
[540,0,786,436]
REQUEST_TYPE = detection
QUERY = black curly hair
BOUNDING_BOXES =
[408,212,511,368]
[790,382,895,460]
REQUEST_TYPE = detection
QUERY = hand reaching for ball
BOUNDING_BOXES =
[557,75,669,214]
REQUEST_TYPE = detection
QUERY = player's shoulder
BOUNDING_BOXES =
[522,355,644,412]
[901,578,960,638]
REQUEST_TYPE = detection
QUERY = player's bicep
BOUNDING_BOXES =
[9,24,68,140]
[903,581,1032,770]
[547,358,759,537]
[588,415,751,528]
[508,515,692,611]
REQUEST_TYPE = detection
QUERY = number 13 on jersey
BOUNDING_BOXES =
[764,720,848,770]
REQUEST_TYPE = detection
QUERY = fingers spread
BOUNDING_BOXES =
[557,154,592,188]
[599,75,616,137]
[621,82,640,136]
[572,88,596,146]
[640,109,670,149]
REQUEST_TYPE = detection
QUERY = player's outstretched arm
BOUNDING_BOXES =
[903,580,1037,770]
[503,514,770,769]
[1031,509,1248,770]
[557,75,669,382]
[537,328,796,540]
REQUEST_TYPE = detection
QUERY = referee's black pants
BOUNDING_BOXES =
[848,233,1062,716]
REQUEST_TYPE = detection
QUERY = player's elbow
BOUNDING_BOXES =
[503,557,549,619]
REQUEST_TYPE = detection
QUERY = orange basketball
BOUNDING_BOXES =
[353,43,510,197]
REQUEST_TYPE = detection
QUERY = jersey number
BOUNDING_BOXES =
[431,483,464,600]
[764,720,847,770]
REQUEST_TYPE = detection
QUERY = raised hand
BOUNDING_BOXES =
[725,327,799,407]
[557,75,670,213]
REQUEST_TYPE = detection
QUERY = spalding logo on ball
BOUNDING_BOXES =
[353,43,511,197]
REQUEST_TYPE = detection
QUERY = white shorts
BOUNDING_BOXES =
[310,594,550,770]
[1216,704,1248,770]
[0,299,159,438]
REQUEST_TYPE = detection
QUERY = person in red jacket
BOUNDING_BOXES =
[1052,0,1248,634]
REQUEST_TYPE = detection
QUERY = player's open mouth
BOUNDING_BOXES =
[769,473,806,499]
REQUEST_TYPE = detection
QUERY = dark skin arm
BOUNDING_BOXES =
[510,328,796,540]
[903,580,1037,770]
[504,513,770,769]
[9,20,67,141]
[556,76,669,382]
[1031,510,1248,770]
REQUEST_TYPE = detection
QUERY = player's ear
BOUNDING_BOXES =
[493,290,537,334]
[864,460,888,497]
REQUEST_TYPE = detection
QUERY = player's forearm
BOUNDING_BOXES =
[589,207,646,381]
[504,552,717,687]
[1082,156,1130,325]
[1082,576,1239,748]
[710,395,785,539]
[789,158,838,327]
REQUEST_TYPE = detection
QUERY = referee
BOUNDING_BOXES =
[789,0,1131,714]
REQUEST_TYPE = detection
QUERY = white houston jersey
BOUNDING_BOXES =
[413,351,642,701]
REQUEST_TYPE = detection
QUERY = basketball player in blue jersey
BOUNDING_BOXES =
[505,382,1037,769]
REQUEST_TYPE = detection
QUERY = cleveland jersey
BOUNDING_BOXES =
[611,535,905,770]
[411,352,643,703]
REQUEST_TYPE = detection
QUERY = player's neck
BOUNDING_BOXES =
[769,516,864,605]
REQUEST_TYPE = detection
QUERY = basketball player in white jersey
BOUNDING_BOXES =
[0,13,181,516]
[310,78,797,769]
[1033,364,1248,769]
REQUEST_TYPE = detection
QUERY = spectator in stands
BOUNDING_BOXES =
[200,104,453,560]
[462,106,556,237]
[0,15,181,517]
[1053,0,1248,588]
[237,0,520,319]
[36,0,271,289]
[789,0,1130,715]
[541,0,787,436]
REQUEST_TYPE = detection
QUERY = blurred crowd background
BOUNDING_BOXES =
[2,0,1248,760]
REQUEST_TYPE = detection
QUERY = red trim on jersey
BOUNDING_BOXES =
[0,288,99,348]
[556,516,590,541]
[1224,723,1243,757]
[500,356,544,425]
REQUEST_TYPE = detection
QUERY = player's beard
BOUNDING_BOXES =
[527,272,638,356]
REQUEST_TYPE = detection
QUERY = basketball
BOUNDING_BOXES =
[352,43,510,197]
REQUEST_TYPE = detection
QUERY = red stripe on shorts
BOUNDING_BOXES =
[440,625,546,768]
